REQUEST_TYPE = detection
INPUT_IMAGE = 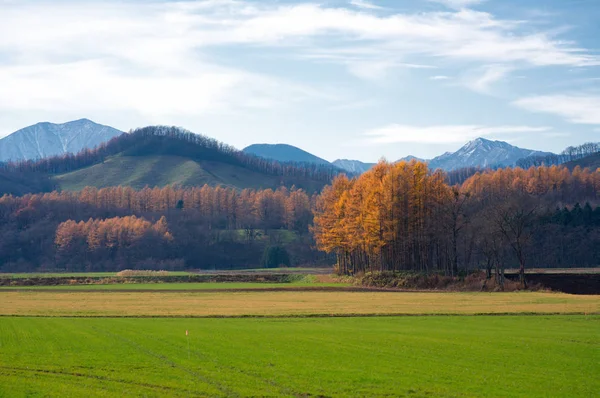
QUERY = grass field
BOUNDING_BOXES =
[1,275,598,397]
[0,290,597,317]
[0,316,598,397]
[0,282,349,291]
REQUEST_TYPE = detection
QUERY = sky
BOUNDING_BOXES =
[0,0,599,162]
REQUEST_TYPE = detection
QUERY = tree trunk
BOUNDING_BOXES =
[519,260,527,288]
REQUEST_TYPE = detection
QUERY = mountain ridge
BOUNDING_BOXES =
[0,119,123,162]
[428,137,552,171]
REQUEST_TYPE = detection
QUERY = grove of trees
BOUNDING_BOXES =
[312,161,600,287]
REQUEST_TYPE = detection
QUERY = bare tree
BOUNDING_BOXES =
[493,196,538,288]
[446,188,470,276]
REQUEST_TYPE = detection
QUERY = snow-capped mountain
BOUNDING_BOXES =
[332,159,375,174]
[0,119,123,162]
[428,137,552,171]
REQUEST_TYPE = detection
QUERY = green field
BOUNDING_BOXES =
[0,316,597,397]
[1,274,598,397]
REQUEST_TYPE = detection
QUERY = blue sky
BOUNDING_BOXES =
[0,0,599,162]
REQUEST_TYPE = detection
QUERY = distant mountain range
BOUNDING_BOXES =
[0,119,123,162]
[1,119,586,183]
[427,138,552,171]
[243,144,331,166]
[243,138,552,173]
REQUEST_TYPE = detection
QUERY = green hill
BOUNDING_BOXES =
[53,154,325,191]
[4,126,338,193]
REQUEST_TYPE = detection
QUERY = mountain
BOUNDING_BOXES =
[0,119,123,162]
[428,138,552,171]
[397,155,427,163]
[332,159,375,174]
[3,126,337,192]
[243,144,331,165]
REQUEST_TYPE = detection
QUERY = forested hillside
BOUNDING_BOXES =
[517,142,599,168]
[564,152,600,170]
[0,168,55,196]
[1,126,340,192]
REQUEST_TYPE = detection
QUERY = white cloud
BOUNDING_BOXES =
[0,58,333,122]
[466,64,513,93]
[350,0,382,10]
[513,95,600,124]
[0,0,597,122]
[365,124,551,144]
[2,2,596,67]
[430,75,450,80]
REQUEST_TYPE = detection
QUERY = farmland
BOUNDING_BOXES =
[1,316,598,397]
[0,276,598,397]
[0,290,598,317]
[0,282,349,291]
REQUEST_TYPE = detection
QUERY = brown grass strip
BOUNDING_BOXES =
[0,291,598,317]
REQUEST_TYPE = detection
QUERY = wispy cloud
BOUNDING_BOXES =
[466,64,513,93]
[365,124,551,144]
[430,75,450,80]
[513,95,600,124]
[349,0,383,10]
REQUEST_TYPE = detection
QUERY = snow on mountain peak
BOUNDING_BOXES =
[0,119,123,162]
[428,138,552,171]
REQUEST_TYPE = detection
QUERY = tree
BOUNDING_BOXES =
[492,196,537,288]
[445,188,470,276]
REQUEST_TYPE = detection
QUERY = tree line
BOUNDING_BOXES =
[2,161,599,277]
[312,161,600,287]
[0,185,322,272]
[517,141,599,168]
